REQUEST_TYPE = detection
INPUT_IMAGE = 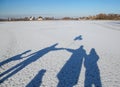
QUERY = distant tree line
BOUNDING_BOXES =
[0,17,30,21]
[0,13,120,21]
[10,17,30,21]
[79,13,120,20]
[62,17,78,20]
[87,13,120,20]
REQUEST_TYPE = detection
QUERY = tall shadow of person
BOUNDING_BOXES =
[57,45,86,87]
[84,48,102,87]
[26,69,46,87]
[0,43,63,83]
[0,50,31,67]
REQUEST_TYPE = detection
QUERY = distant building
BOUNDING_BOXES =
[37,16,43,21]
[29,16,34,21]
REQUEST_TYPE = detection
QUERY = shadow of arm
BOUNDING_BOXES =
[65,48,74,53]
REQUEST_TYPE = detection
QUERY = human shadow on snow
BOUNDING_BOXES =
[84,48,102,87]
[0,50,31,66]
[26,69,46,87]
[57,46,102,87]
[0,36,102,87]
[57,45,86,87]
[0,43,63,83]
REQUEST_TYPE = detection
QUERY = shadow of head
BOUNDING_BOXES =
[76,45,85,53]
[79,45,84,49]
[90,48,96,55]
[40,69,46,73]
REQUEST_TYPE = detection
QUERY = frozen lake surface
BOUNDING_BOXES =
[0,21,120,87]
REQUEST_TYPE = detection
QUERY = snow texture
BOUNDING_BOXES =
[0,20,120,87]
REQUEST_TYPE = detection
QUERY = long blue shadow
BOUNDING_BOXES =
[0,50,31,66]
[26,69,46,87]
[57,45,86,87]
[0,43,63,83]
[84,48,102,87]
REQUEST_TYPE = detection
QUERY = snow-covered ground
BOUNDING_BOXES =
[0,20,120,87]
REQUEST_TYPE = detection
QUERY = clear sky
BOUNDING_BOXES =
[0,0,120,18]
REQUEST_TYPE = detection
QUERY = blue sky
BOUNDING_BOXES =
[0,0,120,18]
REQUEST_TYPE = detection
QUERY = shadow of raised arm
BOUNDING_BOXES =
[0,43,64,83]
[0,50,31,66]
[50,43,65,51]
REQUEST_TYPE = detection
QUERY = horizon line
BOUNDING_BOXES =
[0,13,120,19]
